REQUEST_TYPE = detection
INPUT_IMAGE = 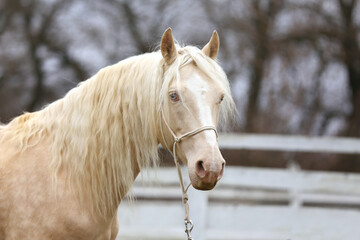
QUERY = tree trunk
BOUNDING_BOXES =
[338,0,360,137]
[245,56,265,132]
[347,86,360,137]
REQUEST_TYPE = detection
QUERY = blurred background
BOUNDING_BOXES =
[1,0,360,136]
[1,0,360,171]
[1,0,360,239]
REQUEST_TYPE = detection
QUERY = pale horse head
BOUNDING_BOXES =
[159,28,234,191]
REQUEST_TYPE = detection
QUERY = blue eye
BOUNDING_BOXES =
[169,92,180,102]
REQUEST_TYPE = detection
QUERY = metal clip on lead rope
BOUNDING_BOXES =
[185,219,194,240]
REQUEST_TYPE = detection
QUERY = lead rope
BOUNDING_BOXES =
[160,111,218,240]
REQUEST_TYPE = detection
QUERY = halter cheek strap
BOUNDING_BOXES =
[160,110,218,240]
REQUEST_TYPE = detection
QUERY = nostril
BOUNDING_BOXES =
[218,162,225,180]
[195,160,206,178]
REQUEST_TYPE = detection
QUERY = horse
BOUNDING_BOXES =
[0,28,235,240]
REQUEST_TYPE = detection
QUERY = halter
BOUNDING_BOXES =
[160,110,218,240]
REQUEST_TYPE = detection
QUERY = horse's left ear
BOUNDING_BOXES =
[161,28,177,64]
[202,30,220,60]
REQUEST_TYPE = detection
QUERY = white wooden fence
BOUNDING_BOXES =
[116,134,360,240]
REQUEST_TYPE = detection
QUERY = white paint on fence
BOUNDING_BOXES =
[116,134,360,240]
[117,166,360,240]
[219,134,360,154]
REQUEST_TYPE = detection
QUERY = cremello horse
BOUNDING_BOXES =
[0,28,235,240]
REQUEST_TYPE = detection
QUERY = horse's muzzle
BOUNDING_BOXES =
[191,160,225,190]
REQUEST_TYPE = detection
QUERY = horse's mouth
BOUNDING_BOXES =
[190,178,218,191]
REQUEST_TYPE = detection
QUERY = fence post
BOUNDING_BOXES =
[188,187,209,240]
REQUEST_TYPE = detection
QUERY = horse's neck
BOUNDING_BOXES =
[44,61,160,218]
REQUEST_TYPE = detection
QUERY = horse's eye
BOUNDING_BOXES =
[169,92,180,102]
[220,96,224,102]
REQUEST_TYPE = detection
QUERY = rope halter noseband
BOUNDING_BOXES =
[160,110,218,240]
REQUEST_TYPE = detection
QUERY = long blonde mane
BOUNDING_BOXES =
[0,44,235,218]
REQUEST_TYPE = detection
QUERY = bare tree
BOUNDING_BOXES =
[283,0,360,136]
[0,0,87,122]
[204,0,285,132]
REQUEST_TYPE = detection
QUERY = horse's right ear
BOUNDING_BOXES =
[202,30,219,60]
[160,28,177,64]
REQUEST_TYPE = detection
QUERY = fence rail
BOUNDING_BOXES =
[219,133,360,154]
[117,134,360,240]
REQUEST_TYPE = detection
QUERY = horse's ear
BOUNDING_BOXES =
[202,30,219,60]
[160,28,177,64]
